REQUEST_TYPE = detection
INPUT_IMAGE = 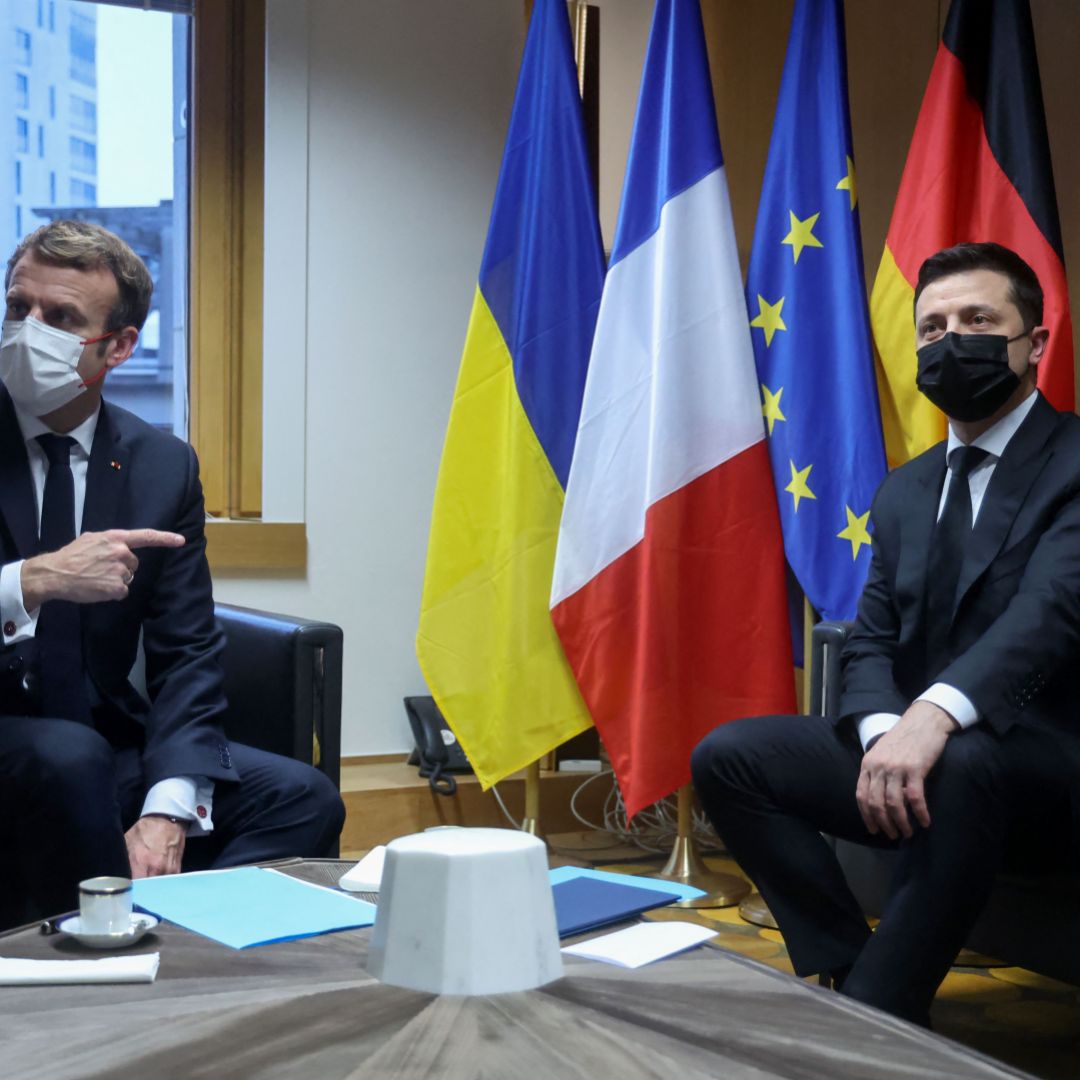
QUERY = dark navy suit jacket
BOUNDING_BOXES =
[0,386,235,788]
[840,393,1080,744]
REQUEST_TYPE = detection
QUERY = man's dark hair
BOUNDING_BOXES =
[914,242,1044,329]
[5,219,154,332]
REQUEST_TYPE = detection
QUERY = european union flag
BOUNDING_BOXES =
[746,0,886,621]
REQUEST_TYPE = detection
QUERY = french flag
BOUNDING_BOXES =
[551,0,796,820]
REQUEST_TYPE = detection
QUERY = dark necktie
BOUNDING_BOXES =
[35,433,90,725]
[925,445,989,675]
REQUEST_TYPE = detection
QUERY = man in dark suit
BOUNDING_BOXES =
[692,242,1080,1025]
[0,220,344,928]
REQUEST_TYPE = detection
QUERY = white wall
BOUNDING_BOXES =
[213,0,523,757]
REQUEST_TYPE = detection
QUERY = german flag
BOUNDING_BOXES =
[870,0,1073,467]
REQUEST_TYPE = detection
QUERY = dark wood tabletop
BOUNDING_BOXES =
[0,860,1032,1079]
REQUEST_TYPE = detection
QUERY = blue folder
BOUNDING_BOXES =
[551,876,677,937]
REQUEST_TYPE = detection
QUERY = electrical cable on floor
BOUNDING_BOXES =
[490,783,522,831]
[567,768,727,855]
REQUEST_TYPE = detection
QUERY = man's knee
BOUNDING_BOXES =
[10,720,115,797]
[692,715,774,793]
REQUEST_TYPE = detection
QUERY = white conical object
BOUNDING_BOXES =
[366,828,563,995]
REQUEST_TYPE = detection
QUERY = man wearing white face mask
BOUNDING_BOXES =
[0,220,343,927]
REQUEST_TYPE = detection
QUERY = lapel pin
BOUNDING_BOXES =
[110,460,122,471]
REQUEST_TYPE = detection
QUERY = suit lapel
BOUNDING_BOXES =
[954,394,1057,612]
[82,402,130,535]
[896,443,946,617]
[0,387,40,557]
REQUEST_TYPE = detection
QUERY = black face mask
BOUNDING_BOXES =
[915,331,1028,422]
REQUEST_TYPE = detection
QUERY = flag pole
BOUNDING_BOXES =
[655,785,750,907]
[521,758,543,837]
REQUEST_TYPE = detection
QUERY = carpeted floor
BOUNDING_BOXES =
[567,844,1080,1080]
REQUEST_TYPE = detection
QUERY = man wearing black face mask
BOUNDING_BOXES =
[691,242,1080,1027]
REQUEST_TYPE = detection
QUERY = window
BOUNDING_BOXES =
[15,73,29,109]
[69,12,95,86]
[69,135,95,173]
[14,162,21,196]
[70,95,97,134]
[15,29,32,67]
[16,118,29,153]
[70,179,97,204]
[50,171,57,202]
[3,1,292,566]
[49,85,56,118]
[38,1,45,29]
[38,125,46,158]
[15,207,22,239]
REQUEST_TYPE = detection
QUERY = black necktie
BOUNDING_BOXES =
[35,433,90,725]
[925,445,989,675]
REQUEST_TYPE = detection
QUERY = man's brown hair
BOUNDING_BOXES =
[6,220,154,332]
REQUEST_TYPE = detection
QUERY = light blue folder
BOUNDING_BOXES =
[548,866,706,901]
[132,866,376,949]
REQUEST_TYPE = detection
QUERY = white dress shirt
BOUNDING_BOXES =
[857,391,1040,750]
[0,400,213,832]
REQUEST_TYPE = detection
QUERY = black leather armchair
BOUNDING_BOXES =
[215,603,343,793]
[811,620,1080,985]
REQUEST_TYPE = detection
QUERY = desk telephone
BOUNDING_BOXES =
[405,696,472,796]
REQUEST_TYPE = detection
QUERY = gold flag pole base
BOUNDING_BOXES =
[738,892,779,928]
[653,786,750,908]
[520,759,545,842]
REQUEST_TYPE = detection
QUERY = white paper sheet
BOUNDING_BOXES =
[0,953,160,985]
[561,921,716,968]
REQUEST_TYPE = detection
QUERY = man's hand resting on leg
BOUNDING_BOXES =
[856,701,960,840]
[125,816,187,877]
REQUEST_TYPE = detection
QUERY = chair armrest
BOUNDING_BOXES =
[808,620,854,719]
[214,603,343,791]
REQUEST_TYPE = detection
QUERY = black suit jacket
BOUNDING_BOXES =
[840,394,1080,740]
[0,387,235,788]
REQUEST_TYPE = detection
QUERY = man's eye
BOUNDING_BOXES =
[5,301,27,319]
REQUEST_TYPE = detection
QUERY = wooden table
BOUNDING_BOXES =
[0,860,1032,1079]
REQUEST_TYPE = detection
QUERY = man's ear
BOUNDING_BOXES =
[106,326,139,370]
[1028,325,1049,367]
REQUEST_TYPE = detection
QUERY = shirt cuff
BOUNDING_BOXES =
[916,683,979,729]
[141,777,215,835]
[856,712,901,751]
[1,560,39,644]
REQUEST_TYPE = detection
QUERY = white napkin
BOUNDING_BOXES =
[339,846,386,893]
[0,952,160,985]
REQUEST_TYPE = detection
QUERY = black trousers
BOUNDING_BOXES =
[691,714,1076,1025]
[0,717,346,929]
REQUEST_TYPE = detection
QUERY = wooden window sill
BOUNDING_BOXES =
[205,520,306,572]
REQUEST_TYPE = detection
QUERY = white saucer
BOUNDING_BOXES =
[57,913,159,950]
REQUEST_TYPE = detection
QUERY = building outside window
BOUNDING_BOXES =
[2,1,190,437]
[16,72,29,108]
[15,29,32,66]
[70,94,95,133]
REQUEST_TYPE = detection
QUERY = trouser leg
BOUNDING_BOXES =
[179,743,345,870]
[842,724,1072,1025]
[0,717,129,926]
[691,714,882,977]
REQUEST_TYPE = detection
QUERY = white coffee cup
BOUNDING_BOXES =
[78,876,133,935]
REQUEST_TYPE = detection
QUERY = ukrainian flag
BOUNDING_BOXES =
[415,0,605,788]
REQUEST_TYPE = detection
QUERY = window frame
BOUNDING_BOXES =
[189,0,305,570]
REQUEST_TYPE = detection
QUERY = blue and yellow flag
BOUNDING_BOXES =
[416,0,604,787]
[746,0,886,622]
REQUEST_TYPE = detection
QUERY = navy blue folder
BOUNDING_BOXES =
[551,876,677,937]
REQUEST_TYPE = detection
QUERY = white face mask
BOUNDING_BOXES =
[0,316,110,416]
